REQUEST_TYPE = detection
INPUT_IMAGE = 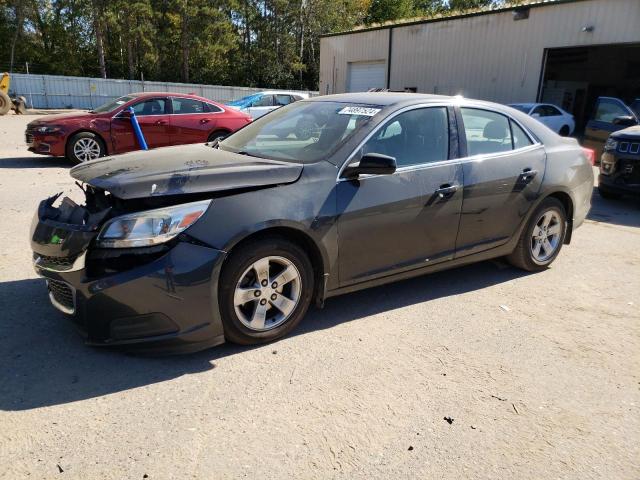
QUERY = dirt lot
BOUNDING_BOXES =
[0,113,639,480]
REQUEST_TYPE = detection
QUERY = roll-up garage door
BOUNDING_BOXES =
[347,61,386,92]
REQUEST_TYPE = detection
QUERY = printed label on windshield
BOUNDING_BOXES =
[338,106,381,116]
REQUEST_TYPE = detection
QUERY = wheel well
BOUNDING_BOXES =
[547,191,574,244]
[66,129,109,155]
[225,227,326,305]
[208,129,230,141]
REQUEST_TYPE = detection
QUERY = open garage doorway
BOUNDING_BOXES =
[538,43,640,134]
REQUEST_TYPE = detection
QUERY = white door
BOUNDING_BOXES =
[347,61,386,92]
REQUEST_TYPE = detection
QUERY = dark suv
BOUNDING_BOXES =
[599,126,640,199]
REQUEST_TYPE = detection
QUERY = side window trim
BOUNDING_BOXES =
[457,106,539,158]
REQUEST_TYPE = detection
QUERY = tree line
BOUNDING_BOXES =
[1,0,511,91]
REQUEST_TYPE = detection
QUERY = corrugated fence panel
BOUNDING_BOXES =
[8,73,317,109]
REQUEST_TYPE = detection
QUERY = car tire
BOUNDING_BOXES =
[207,130,228,143]
[507,197,567,272]
[219,236,314,345]
[66,132,105,163]
[598,186,622,200]
[559,125,570,136]
[0,90,11,115]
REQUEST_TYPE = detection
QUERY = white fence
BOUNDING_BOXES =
[8,73,318,110]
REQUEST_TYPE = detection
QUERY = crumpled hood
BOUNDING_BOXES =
[70,143,303,200]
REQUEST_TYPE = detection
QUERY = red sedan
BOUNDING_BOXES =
[25,92,252,163]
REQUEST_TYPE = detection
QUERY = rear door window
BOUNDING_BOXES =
[172,98,206,114]
[253,95,274,107]
[461,108,513,156]
[275,95,293,106]
[203,102,223,113]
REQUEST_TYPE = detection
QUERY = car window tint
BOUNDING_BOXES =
[594,99,629,123]
[172,98,206,114]
[362,107,449,167]
[511,120,533,149]
[461,108,513,156]
[131,98,166,116]
[203,102,223,113]
[275,95,292,106]
[253,95,274,107]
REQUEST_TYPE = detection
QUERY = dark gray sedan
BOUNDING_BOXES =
[31,93,594,353]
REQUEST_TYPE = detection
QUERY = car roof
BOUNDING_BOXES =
[306,92,455,106]
[509,102,537,108]
[127,92,215,102]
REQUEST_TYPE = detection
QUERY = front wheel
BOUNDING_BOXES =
[66,132,105,163]
[559,125,570,136]
[507,198,567,272]
[219,237,314,345]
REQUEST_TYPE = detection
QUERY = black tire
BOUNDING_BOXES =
[507,197,567,272]
[0,90,11,115]
[598,186,622,200]
[559,125,570,136]
[66,131,106,164]
[207,130,229,143]
[219,236,314,345]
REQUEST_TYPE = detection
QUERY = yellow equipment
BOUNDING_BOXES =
[0,73,27,115]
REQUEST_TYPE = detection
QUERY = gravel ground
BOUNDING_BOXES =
[1,113,639,480]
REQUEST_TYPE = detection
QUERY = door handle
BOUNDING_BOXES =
[519,168,538,183]
[155,120,167,126]
[435,184,459,199]
[200,118,211,124]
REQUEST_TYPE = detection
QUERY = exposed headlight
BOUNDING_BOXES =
[96,200,211,248]
[36,125,63,134]
[604,137,618,151]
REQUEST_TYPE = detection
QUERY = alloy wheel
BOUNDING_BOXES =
[233,256,302,331]
[530,210,562,263]
[73,138,101,161]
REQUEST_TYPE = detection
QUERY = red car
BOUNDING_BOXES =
[25,92,252,163]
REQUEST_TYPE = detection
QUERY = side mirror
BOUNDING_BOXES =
[343,153,397,179]
[612,115,637,127]
[531,113,541,119]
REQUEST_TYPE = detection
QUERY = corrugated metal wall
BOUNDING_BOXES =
[8,73,317,110]
[320,0,640,103]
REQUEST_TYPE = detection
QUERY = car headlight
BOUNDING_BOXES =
[96,200,211,248]
[604,137,618,151]
[36,125,63,134]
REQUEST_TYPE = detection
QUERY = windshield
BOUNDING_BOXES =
[509,104,533,114]
[91,95,136,113]
[630,99,640,118]
[218,101,382,163]
[227,93,261,108]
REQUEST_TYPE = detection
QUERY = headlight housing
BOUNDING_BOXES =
[36,125,63,134]
[604,137,618,151]
[96,200,211,248]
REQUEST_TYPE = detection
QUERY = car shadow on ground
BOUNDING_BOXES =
[0,260,528,411]
[0,156,73,169]
[587,187,640,228]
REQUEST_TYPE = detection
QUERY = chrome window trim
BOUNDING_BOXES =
[336,102,542,182]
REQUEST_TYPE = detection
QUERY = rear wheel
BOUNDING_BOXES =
[66,132,105,163]
[0,91,11,115]
[507,198,567,272]
[207,130,228,143]
[219,237,314,345]
[559,125,570,136]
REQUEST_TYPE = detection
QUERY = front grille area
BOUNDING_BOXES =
[618,142,640,155]
[25,133,34,144]
[34,253,79,271]
[48,279,75,314]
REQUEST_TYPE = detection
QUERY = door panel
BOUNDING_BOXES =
[170,98,218,144]
[337,164,463,286]
[111,97,171,153]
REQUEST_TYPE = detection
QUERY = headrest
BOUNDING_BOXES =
[483,120,507,140]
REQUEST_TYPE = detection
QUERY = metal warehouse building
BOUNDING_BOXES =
[319,0,640,128]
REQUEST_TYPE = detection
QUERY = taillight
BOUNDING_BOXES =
[583,148,596,166]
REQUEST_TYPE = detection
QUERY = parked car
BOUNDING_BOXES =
[584,96,640,158]
[598,126,640,199]
[226,91,308,119]
[31,93,594,353]
[25,92,252,163]
[509,103,575,136]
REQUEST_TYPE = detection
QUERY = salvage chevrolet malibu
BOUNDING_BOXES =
[31,93,594,353]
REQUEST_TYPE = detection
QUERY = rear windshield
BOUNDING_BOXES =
[92,95,136,113]
[218,101,382,163]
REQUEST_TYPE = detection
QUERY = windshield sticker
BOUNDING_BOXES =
[338,106,381,117]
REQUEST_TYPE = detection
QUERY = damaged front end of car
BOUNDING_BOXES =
[30,184,227,353]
